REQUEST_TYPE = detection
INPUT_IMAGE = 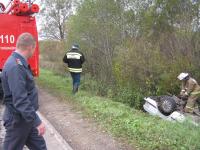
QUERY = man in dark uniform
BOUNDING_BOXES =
[1,33,47,150]
[63,44,85,94]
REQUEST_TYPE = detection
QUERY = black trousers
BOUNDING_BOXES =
[3,108,47,150]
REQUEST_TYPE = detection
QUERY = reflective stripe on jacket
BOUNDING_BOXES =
[63,49,85,73]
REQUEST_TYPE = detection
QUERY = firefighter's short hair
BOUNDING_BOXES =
[16,33,36,50]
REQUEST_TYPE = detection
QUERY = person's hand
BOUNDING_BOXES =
[37,122,46,136]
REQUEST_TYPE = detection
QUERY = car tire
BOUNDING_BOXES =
[158,96,177,116]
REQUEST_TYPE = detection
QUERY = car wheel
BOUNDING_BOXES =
[158,96,177,116]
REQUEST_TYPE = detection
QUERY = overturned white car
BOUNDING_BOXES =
[143,95,200,124]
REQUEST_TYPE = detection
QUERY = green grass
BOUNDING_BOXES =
[37,68,200,150]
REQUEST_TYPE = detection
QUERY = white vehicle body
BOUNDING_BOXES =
[143,97,185,122]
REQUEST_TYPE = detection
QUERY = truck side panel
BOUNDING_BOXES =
[0,14,39,76]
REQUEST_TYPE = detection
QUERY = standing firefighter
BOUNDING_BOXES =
[177,72,200,113]
[63,44,85,94]
[1,33,47,150]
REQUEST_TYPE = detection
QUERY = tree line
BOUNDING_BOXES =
[40,0,200,108]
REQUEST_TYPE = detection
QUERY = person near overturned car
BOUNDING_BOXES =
[1,33,47,150]
[177,72,200,114]
[63,44,85,94]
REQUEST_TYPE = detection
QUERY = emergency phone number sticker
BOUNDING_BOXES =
[0,35,15,44]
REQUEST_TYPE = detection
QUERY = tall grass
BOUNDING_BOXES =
[37,68,200,150]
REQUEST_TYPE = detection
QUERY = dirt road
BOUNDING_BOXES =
[0,105,72,150]
[38,88,133,150]
[0,88,133,150]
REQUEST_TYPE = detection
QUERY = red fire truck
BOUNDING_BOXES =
[0,0,40,99]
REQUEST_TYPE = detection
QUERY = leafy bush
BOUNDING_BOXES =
[39,0,200,108]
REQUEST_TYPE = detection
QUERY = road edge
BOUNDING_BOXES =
[37,112,73,150]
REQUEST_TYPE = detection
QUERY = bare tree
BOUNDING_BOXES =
[40,0,73,40]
